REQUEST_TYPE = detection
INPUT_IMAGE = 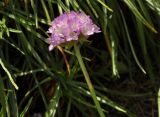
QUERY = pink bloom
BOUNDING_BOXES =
[47,11,101,51]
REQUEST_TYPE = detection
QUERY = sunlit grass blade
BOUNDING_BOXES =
[69,81,152,97]
[68,0,80,10]
[108,23,119,77]
[40,0,51,22]
[30,0,38,28]
[97,0,113,12]
[65,0,70,8]
[86,0,98,18]
[111,38,119,77]
[57,0,70,12]
[8,28,22,33]
[0,58,18,90]
[146,0,160,15]
[46,83,61,117]
[136,0,152,23]
[1,38,25,55]
[72,85,136,117]
[14,69,46,77]
[123,0,157,33]
[20,97,33,117]
[69,93,108,115]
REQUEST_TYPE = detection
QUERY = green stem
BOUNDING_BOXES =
[74,44,105,117]
[158,88,160,117]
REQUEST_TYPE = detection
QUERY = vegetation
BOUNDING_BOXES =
[0,0,160,116]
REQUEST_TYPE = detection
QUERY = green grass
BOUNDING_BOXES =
[0,0,160,117]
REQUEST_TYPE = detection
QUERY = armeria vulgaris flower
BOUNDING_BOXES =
[47,11,101,51]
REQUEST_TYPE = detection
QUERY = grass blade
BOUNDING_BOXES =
[0,75,7,116]
[158,88,160,117]
[97,0,113,12]
[120,10,146,74]
[20,97,33,117]
[46,83,61,117]
[123,0,157,33]
[0,58,18,90]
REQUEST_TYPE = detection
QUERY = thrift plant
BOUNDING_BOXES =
[47,11,105,117]
[47,11,101,51]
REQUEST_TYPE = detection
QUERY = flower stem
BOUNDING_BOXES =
[74,44,105,117]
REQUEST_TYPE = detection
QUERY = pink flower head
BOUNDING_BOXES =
[47,11,101,51]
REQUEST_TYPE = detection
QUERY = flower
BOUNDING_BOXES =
[47,11,101,51]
